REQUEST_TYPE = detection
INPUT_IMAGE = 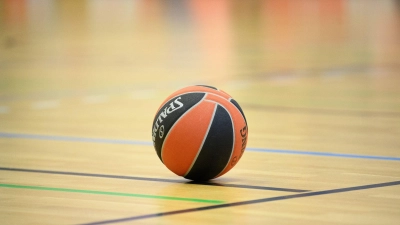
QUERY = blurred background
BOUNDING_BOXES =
[1,0,399,151]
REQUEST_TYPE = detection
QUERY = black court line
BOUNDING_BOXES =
[80,180,400,225]
[187,180,306,192]
[0,167,308,193]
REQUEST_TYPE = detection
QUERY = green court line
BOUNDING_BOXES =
[0,183,224,204]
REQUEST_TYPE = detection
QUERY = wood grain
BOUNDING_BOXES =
[1,1,399,224]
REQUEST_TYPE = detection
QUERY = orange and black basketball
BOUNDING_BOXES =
[152,85,248,181]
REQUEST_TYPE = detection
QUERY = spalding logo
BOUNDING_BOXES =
[232,125,248,166]
[152,97,184,143]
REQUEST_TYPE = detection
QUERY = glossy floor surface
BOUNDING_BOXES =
[1,0,400,224]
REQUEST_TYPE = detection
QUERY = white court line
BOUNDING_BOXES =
[131,89,156,99]
[226,80,251,90]
[268,73,302,84]
[32,100,60,110]
[0,106,10,114]
[82,95,109,104]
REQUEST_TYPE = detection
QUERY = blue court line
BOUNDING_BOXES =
[1,132,399,161]
[0,132,152,146]
[246,147,400,161]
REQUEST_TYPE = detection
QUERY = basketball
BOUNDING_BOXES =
[152,85,248,181]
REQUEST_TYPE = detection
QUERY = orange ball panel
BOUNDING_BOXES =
[161,100,217,176]
[156,86,231,113]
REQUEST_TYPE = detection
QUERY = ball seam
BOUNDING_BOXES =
[183,101,218,177]
[160,93,207,162]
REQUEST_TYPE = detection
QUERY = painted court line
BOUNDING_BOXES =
[31,100,60,110]
[82,95,110,104]
[0,167,308,193]
[247,147,400,161]
[187,181,308,192]
[1,132,400,161]
[0,106,10,114]
[0,132,152,146]
[130,89,156,99]
[0,183,224,204]
[80,180,400,225]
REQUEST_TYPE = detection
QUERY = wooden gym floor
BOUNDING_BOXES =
[1,1,400,224]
